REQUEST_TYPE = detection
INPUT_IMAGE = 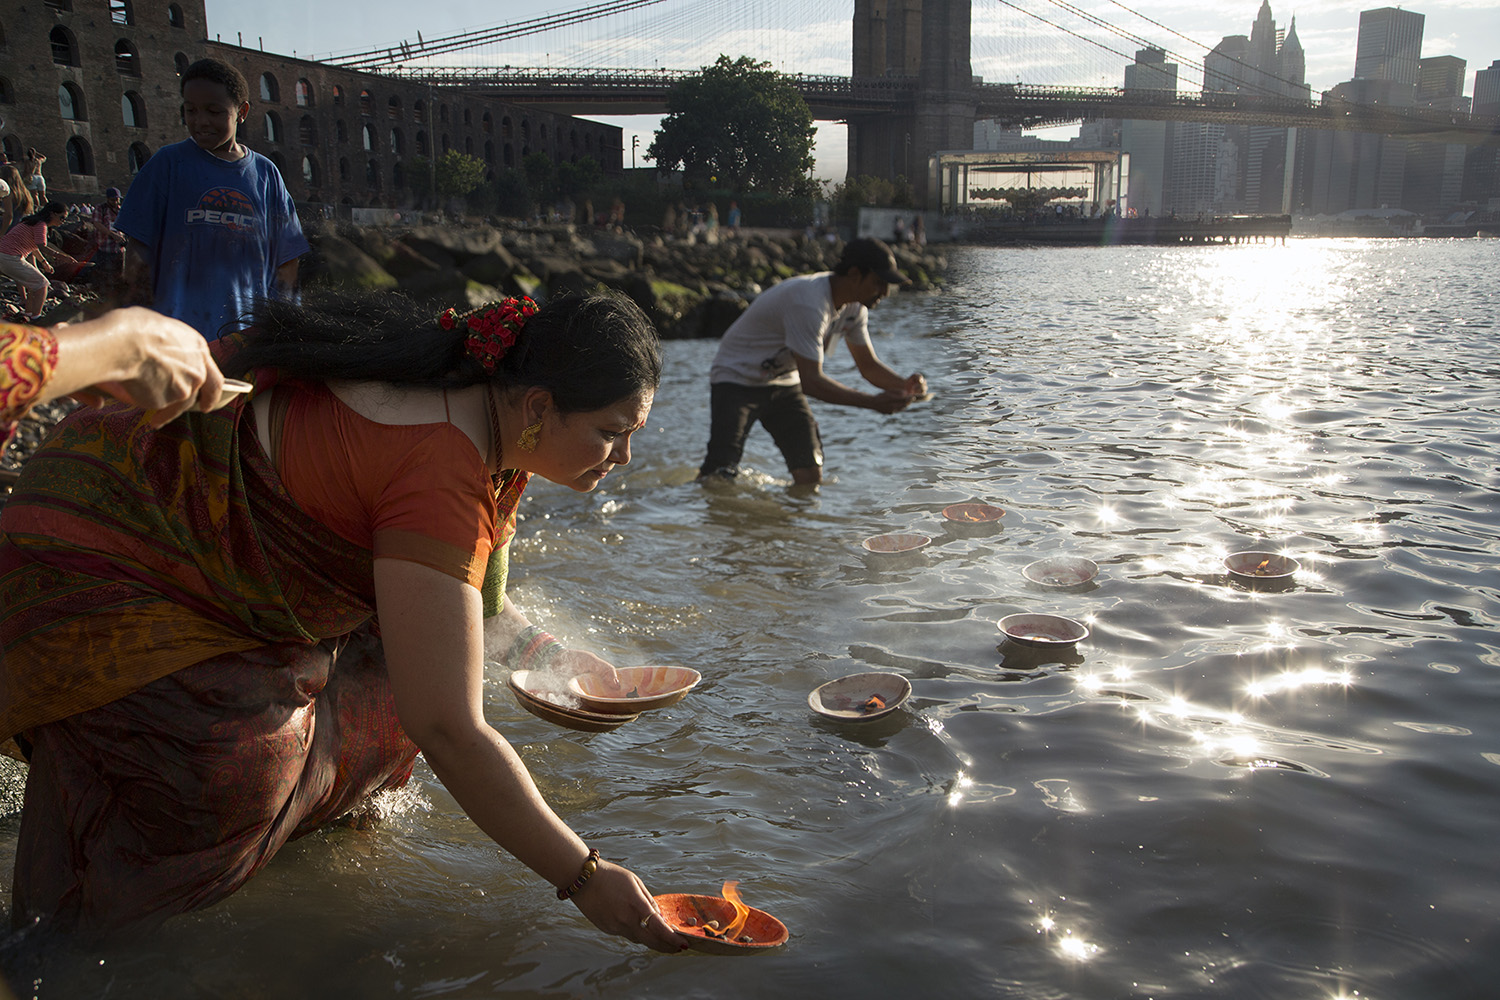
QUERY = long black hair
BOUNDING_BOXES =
[230,290,661,414]
[20,201,65,226]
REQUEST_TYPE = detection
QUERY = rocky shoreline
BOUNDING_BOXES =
[305,221,948,340]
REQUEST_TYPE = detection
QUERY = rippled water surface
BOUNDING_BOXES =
[5,239,1500,998]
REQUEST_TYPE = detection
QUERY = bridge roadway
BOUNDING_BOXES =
[390,67,1500,145]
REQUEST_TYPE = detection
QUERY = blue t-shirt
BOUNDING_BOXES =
[117,139,310,341]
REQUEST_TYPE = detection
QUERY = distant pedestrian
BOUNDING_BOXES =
[22,150,47,202]
[698,237,927,486]
[726,200,741,234]
[91,187,127,278]
[117,57,309,341]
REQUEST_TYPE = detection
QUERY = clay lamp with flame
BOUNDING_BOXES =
[655,881,789,954]
[1223,550,1300,589]
[808,672,911,722]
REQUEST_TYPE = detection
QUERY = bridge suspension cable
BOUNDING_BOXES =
[328,0,675,69]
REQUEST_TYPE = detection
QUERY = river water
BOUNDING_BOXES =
[4,238,1499,998]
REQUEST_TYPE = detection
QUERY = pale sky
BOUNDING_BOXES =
[204,0,1500,183]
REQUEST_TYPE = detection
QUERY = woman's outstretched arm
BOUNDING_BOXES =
[375,557,687,951]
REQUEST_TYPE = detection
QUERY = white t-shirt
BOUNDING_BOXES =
[709,272,872,388]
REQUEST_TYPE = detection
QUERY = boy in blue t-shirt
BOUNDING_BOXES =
[119,58,310,342]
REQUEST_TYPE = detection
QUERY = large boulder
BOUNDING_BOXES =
[591,231,644,268]
[313,233,397,291]
[397,265,501,307]
[403,225,502,265]
[461,245,519,286]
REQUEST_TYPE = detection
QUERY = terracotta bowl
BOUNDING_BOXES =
[861,532,932,554]
[1224,551,1300,582]
[998,613,1090,647]
[507,670,639,733]
[568,665,701,714]
[1022,556,1100,589]
[941,502,1006,524]
[808,672,911,721]
[654,893,790,954]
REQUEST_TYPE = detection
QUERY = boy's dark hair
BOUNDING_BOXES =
[180,58,249,105]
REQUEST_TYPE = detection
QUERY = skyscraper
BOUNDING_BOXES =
[1121,48,1177,215]
[1182,3,1307,214]
[1462,61,1500,206]
[1354,7,1425,86]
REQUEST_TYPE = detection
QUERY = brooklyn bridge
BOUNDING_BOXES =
[320,0,1500,203]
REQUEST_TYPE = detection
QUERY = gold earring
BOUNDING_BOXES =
[517,420,542,452]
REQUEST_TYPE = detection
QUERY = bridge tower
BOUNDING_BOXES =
[849,0,975,205]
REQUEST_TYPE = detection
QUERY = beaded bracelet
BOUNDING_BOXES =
[506,623,562,671]
[556,847,601,901]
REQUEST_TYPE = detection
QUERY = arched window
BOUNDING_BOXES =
[295,79,313,107]
[299,115,317,146]
[520,119,530,144]
[114,38,140,75]
[503,145,513,167]
[333,85,345,107]
[338,157,349,182]
[109,0,133,25]
[484,140,494,163]
[501,116,512,140]
[58,82,86,121]
[50,26,79,66]
[336,119,348,144]
[392,162,404,189]
[462,108,471,126]
[362,123,375,151]
[359,90,373,115]
[413,100,426,124]
[174,52,190,75]
[0,78,13,106]
[482,112,493,135]
[128,142,151,173]
[66,136,94,176]
[464,136,473,155]
[260,73,279,103]
[416,131,428,156]
[263,111,281,144]
[365,159,380,189]
[122,91,146,128]
[389,128,402,155]
[387,95,401,120]
[167,4,184,28]
[302,155,318,186]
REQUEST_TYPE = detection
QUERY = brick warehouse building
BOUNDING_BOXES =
[0,0,622,206]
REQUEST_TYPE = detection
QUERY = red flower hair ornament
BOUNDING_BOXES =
[445,297,539,373]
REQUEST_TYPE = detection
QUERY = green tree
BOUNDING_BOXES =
[648,55,816,196]
[433,150,488,202]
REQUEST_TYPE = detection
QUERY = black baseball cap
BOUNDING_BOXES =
[838,237,910,286]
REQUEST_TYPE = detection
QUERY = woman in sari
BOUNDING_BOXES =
[0,290,688,951]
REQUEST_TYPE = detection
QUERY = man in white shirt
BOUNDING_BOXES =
[698,237,927,485]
